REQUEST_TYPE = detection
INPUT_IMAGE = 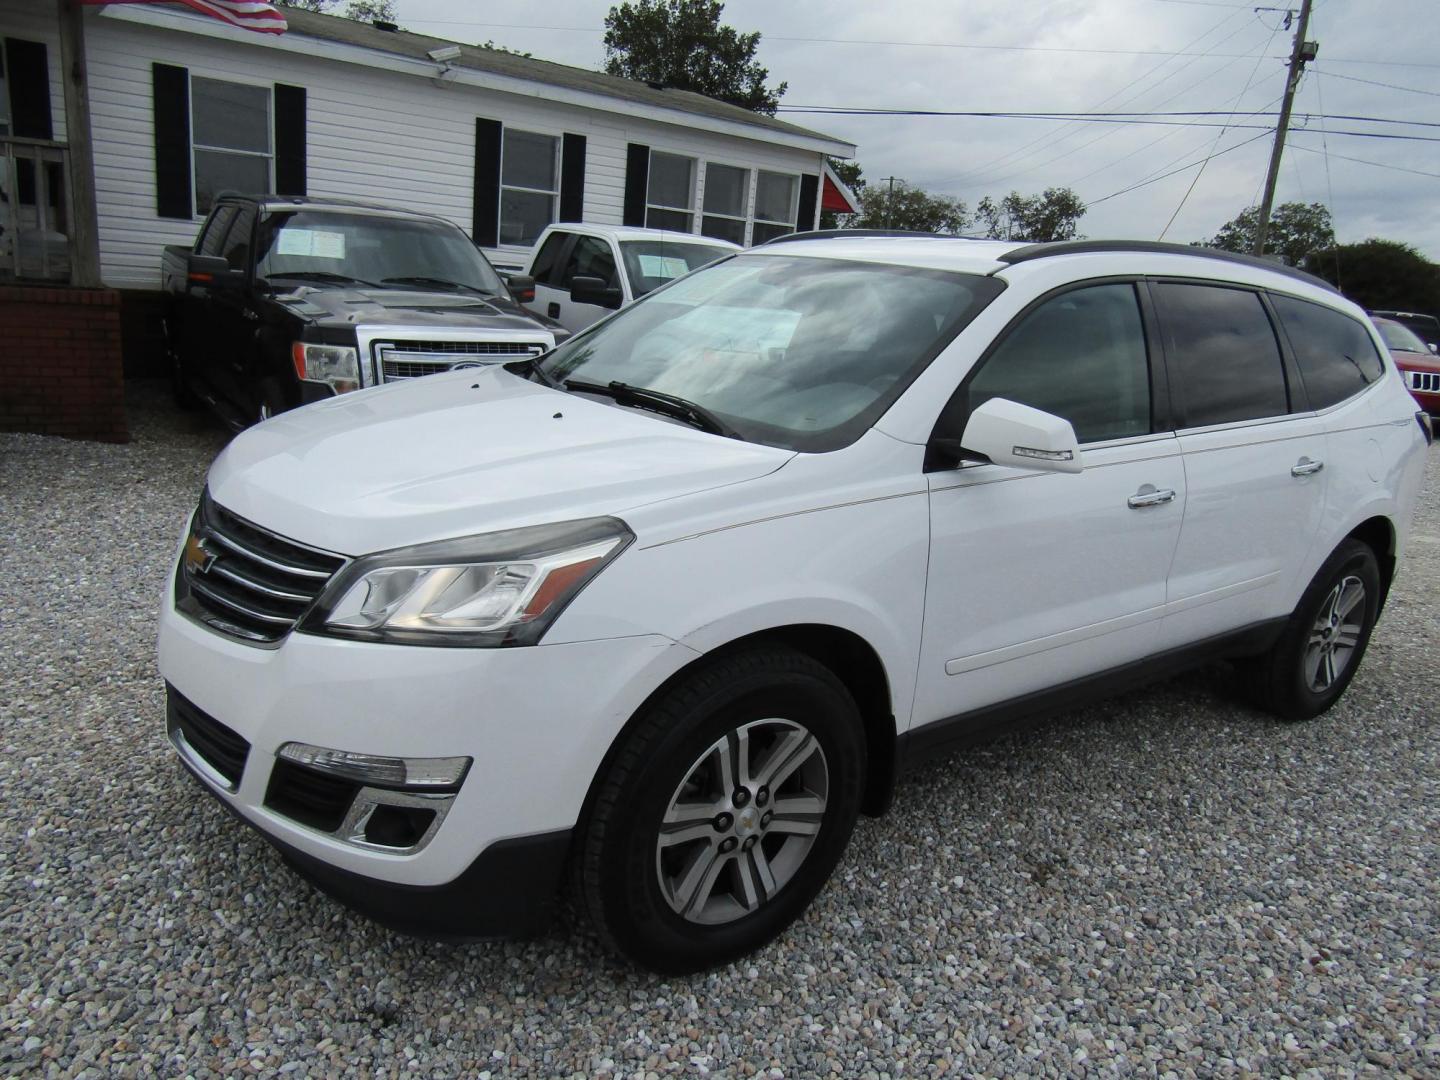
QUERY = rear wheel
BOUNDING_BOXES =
[578,646,865,973]
[166,320,201,411]
[1246,539,1381,720]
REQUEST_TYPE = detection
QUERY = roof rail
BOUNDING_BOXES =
[998,239,1339,294]
[761,228,947,246]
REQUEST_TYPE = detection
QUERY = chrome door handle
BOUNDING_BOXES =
[1127,485,1176,509]
[1291,457,1324,477]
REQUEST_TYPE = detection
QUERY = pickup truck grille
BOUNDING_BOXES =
[373,340,549,382]
[1408,370,1440,394]
[175,492,345,645]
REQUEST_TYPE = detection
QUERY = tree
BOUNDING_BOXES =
[1307,239,1440,313]
[976,188,1086,242]
[602,1,786,115]
[819,158,864,230]
[277,0,398,22]
[1204,201,1334,266]
[846,182,968,235]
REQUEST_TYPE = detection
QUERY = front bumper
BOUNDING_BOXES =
[158,591,696,933]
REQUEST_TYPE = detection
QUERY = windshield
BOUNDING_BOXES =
[537,254,1004,451]
[1374,319,1429,353]
[255,211,507,295]
[620,240,734,297]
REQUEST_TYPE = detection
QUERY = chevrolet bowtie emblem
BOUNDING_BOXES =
[184,533,217,574]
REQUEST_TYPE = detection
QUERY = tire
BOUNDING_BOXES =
[578,646,866,974]
[1246,539,1382,721]
[166,322,201,411]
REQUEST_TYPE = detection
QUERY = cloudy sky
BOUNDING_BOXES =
[388,0,1440,259]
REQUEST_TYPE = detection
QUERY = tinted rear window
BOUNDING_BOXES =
[1272,295,1385,409]
[1154,283,1288,427]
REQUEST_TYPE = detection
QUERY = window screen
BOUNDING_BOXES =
[191,77,271,216]
[499,129,558,246]
[1271,294,1385,410]
[752,171,798,245]
[702,163,749,245]
[963,283,1152,444]
[1154,282,1288,427]
[646,152,695,232]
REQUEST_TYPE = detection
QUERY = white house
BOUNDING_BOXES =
[1,1,858,296]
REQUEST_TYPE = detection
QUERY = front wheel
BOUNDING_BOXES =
[1246,539,1382,721]
[578,646,866,973]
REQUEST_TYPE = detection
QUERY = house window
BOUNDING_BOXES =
[701,162,749,245]
[646,151,695,232]
[500,128,559,246]
[752,170,799,244]
[191,76,272,215]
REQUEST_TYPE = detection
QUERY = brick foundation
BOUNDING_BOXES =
[0,285,129,443]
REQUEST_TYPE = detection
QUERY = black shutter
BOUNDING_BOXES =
[5,38,53,140]
[152,63,193,220]
[273,84,307,196]
[798,173,820,233]
[473,117,502,246]
[560,132,586,222]
[623,143,650,227]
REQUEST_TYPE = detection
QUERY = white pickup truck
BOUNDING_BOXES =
[519,223,738,333]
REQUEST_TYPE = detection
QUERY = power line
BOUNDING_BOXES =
[776,108,1440,129]
[1317,70,1440,99]
[1289,142,1440,181]
[1086,130,1274,207]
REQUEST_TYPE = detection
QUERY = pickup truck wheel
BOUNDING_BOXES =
[255,379,287,425]
[166,326,201,411]
[1244,539,1381,721]
[578,646,865,974]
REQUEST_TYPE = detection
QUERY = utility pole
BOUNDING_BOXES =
[880,176,899,228]
[1253,0,1317,258]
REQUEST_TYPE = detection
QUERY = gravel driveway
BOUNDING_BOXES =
[3,383,1437,1078]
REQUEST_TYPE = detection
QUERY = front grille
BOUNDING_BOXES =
[265,759,360,832]
[1409,370,1440,394]
[175,492,345,645]
[374,340,548,382]
[167,684,250,789]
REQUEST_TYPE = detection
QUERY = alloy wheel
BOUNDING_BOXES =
[1304,574,1366,693]
[655,718,828,925]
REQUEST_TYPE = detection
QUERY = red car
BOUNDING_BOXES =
[1373,316,1440,415]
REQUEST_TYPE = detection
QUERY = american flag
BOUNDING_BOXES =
[82,1,288,34]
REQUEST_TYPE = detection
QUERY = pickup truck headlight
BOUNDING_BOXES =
[292,342,360,394]
[299,517,633,647]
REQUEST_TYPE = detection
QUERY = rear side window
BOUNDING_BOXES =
[1154,282,1287,427]
[530,230,568,284]
[196,204,237,257]
[963,282,1152,444]
[1271,295,1385,409]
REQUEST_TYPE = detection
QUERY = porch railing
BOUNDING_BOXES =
[1,136,74,284]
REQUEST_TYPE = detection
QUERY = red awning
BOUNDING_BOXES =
[81,0,287,34]
[821,161,860,215]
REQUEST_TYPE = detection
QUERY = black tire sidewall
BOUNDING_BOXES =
[1270,540,1381,720]
[595,655,865,973]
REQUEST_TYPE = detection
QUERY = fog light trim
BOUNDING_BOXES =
[277,742,470,789]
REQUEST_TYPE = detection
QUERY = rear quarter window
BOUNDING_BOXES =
[1153,282,1288,427]
[1272,295,1385,410]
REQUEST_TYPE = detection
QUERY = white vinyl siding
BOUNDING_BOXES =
[7,1,834,288]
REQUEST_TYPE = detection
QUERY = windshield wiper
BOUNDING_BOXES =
[564,379,738,438]
[266,270,380,288]
[380,275,492,295]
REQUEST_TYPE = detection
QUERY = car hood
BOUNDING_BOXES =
[272,284,560,335]
[1391,348,1440,374]
[206,367,794,555]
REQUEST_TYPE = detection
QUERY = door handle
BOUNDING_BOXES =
[547,302,561,319]
[1291,457,1324,477]
[1127,485,1176,509]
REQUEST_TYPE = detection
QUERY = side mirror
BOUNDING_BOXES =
[505,273,535,305]
[955,397,1083,474]
[571,275,623,310]
[186,253,243,290]
[1428,342,1437,355]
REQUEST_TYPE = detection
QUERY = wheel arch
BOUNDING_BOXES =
[1345,515,1397,611]
[575,623,899,840]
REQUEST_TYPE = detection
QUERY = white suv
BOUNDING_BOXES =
[159,235,1432,973]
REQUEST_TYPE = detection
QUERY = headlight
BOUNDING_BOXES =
[291,342,360,394]
[298,517,633,647]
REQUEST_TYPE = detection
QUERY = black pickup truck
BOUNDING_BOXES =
[161,194,561,429]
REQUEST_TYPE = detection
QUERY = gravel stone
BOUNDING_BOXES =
[2,382,1436,1077]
